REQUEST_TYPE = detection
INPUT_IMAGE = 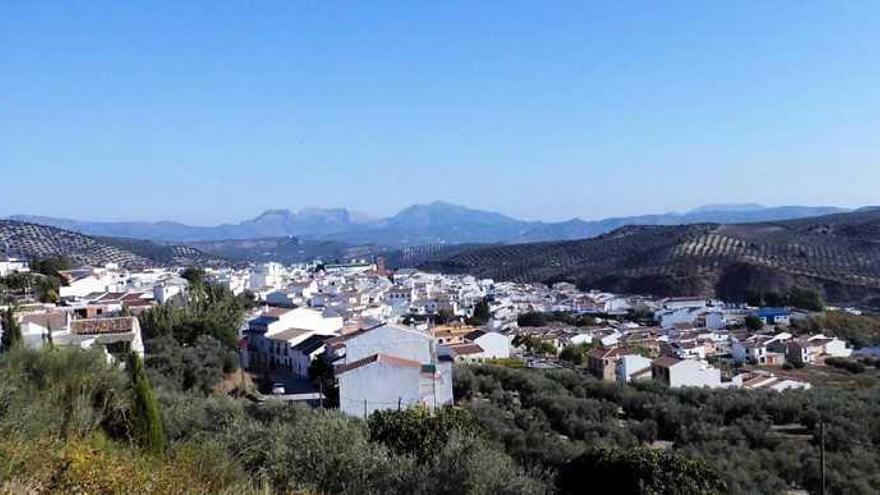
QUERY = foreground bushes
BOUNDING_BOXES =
[12,346,880,494]
[0,348,255,494]
[455,365,880,494]
[559,447,726,495]
[0,435,255,495]
[0,348,548,494]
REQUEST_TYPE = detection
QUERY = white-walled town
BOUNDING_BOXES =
[5,255,873,418]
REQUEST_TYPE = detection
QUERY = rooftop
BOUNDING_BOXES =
[20,311,68,331]
[334,353,423,375]
[292,334,332,354]
[71,317,137,335]
[652,356,683,368]
[267,328,311,342]
[265,307,295,318]
[446,343,485,356]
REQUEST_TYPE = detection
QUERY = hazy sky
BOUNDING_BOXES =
[1,1,878,225]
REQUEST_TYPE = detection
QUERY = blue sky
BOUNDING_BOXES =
[1,1,878,224]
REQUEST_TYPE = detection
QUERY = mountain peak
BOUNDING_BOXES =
[689,203,766,214]
[402,200,467,212]
[254,209,295,220]
[426,200,462,208]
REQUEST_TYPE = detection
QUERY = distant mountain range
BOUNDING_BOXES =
[418,208,880,308]
[9,202,850,246]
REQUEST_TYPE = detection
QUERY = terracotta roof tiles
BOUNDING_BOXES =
[652,356,683,368]
[334,353,422,375]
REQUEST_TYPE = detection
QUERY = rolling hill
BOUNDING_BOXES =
[418,209,880,308]
[0,220,223,268]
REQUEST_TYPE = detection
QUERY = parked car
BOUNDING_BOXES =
[271,383,286,395]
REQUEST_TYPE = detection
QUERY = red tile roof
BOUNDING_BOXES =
[264,307,293,318]
[334,353,422,375]
[588,347,626,360]
[20,312,68,331]
[96,292,127,302]
[652,356,682,368]
[447,343,484,356]
[122,292,149,301]
[71,317,137,335]
[124,299,155,307]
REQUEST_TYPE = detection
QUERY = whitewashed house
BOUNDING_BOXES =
[265,290,302,308]
[329,324,433,364]
[785,335,852,366]
[651,357,722,388]
[154,276,188,304]
[464,329,511,359]
[661,297,709,311]
[705,311,728,330]
[656,307,705,329]
[0,257,29,277]
[245,307,343,369]
[732,334,789,365]
[249,262,286,290]
[569,333,594,346]
[441,343,485,363]
[616,354,653,384]
[335,353,454,417]
[289,333,333,377]
[329,323,454,417]
[810,335,852,358]
[17,311,144,361]
[58,268,122,299]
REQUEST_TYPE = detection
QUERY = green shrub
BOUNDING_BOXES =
[0,307,22,352]
[845,361,866,374]
[368,406,478,462]
[559,446,726,495]
[127,352,167,455]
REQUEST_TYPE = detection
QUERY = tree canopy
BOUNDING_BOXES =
[792,311,880,348]
[139,282,245,350]
[138,281,246,395]
[127,352,167,455]
[1,306,22,352]
[744,315,764,332]
[559,343,593,365]
[454,364,880,494]
[466,298,491,326]
[559,447,726,495]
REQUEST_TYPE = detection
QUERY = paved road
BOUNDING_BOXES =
[261,370,318,395]
[259,392,326,403]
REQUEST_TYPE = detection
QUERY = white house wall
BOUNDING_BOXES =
[338,362,422,417]
[474,333,510,359]
[343,326,433,364]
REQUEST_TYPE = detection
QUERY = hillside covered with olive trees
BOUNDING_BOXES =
[0,220,224,268]
[420,209,880,308]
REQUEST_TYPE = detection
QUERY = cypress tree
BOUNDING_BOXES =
[1,306,22,352]
[127,351,167,455]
